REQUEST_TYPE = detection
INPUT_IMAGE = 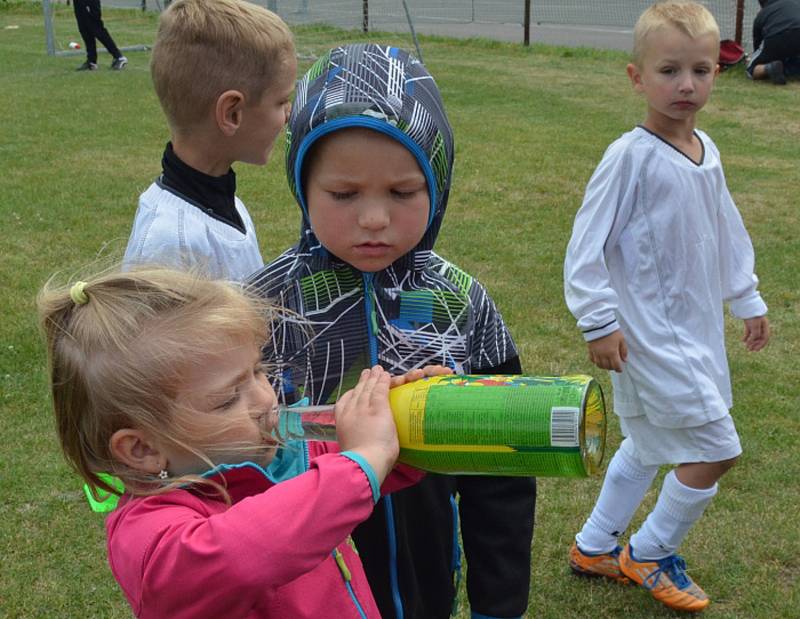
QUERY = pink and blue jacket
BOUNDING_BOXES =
[106,440,422,618]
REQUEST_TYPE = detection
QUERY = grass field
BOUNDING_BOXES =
[1,2,798,617]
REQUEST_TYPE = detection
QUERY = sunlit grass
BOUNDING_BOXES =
[2,3,798,617]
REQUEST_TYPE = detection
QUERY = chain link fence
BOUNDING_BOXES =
[45,1,761,56]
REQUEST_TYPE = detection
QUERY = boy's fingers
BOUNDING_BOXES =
[424,365,452,376]
[402,369,424,383]
[349,368,371,401]
[359,366,384,399]
[371,371,391,399]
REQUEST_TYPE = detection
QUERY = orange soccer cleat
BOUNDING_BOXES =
[619,544,710,613]
[569,542,631,584]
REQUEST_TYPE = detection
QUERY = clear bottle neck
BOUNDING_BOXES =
[274,405,338,442]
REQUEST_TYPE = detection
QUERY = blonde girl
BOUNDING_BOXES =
[39,266,444,618]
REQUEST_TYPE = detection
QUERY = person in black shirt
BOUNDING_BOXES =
[747,0,800,84]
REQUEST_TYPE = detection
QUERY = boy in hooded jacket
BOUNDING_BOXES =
[248,44,536,619]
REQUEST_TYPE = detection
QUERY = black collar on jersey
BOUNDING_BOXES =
[159,142,244,232]
[637,125,705,166]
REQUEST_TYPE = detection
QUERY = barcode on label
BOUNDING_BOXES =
[550,407,579,447]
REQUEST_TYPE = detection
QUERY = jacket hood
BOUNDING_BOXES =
[285,44,455,273]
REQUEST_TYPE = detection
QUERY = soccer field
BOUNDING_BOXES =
[2,2,798,617]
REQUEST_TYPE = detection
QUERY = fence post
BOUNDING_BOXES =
[43,0,56,56]
[524,0,531,46]
[735,0,744,44]
[362,0,369,33]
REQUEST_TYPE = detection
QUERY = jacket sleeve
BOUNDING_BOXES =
[467,280,518,371]
[455,355,536,618]
[717,181,768,319]
[563,141,637,342]
[107,453,376,619]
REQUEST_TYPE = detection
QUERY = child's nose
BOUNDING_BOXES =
[678,73,695,92]
[358,204,390,230]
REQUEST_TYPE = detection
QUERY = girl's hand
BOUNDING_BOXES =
[389,365,453,389]
[587,330,628,373]
[743,316,770,352]
[334,366,398,483]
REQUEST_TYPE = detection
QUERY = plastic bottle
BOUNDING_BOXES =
[275,374,606,477]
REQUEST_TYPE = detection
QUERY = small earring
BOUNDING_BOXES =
[158,469,169,480]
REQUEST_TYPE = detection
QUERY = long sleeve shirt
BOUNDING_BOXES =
[564,127,767,428]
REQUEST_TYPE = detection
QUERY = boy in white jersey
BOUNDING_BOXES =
[564,2,769,613]
[123,0,295,281]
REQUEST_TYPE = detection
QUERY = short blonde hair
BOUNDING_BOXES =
[38,266,277,499]
[151,0,295,132]
[632,1,720,65]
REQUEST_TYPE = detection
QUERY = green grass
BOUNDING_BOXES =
[2,3,799,617]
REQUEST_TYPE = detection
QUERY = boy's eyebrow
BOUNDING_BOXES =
[316,171,426,183]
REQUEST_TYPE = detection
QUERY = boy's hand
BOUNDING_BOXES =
[587,330,628,373]
[389,365,453,389]
[335,366,398,483]
[743,316,770,352]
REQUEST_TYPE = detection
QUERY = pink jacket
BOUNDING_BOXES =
[106,441,422,618]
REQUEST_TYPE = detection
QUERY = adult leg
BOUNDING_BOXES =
[83,0,123,60]
[73,0,98,64]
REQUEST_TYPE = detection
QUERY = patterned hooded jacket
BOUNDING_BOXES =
[248,44,534,619]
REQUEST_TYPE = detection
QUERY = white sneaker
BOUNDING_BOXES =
[111,56,128,71]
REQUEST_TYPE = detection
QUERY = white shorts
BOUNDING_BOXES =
[619,413,742,466]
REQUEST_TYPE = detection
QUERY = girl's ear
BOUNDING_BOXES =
[626,63,644,92]
[109,429,166,475]
[215,89,246,136]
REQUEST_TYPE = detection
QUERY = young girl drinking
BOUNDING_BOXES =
[38,266,445,618]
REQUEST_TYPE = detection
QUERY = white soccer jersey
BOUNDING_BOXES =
[564,127,767,429]
[124,181,264,282]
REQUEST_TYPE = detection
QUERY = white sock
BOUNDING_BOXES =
[630,469,717,560]
[576,438,659,554]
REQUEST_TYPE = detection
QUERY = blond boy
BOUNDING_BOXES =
[124,0,296,281]
[564,2,769,613]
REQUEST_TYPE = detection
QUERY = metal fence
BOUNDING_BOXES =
[258,1,758,47]
[45,1,761,56]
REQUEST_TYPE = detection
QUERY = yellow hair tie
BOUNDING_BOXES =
[70,281,89,305]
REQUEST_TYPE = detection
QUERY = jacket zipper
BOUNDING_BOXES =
[333,547,367,619]
[362,273,404,619]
